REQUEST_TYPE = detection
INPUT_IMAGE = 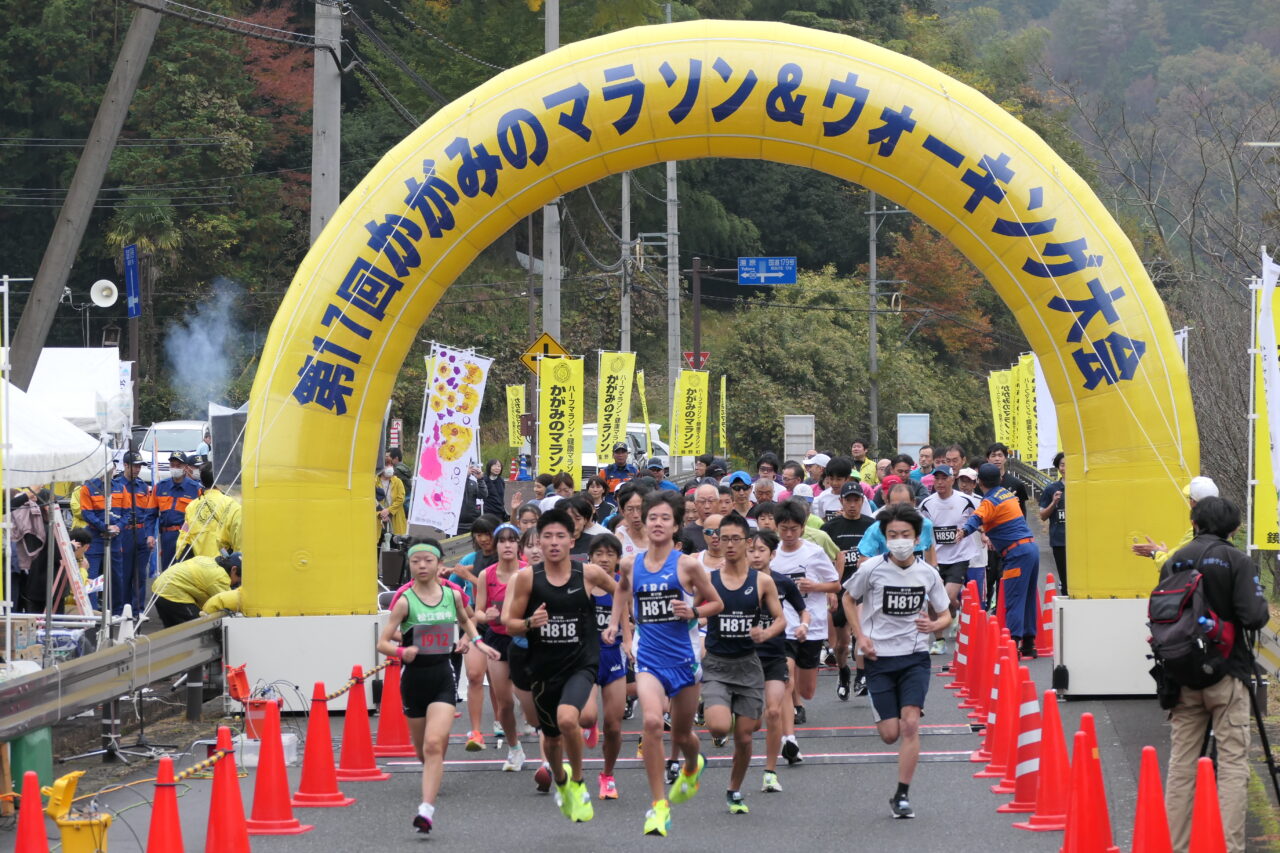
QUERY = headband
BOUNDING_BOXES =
[407,543,442,558]
[494,523,520,538]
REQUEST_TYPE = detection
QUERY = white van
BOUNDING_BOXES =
[581,422,670,479]
[137,420,208,483]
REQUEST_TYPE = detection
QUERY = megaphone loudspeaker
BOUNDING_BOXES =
[91,279,118,308]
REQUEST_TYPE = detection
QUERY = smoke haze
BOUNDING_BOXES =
[164,277,242,417]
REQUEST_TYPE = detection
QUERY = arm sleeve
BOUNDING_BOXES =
[812,549,839,583]
[79,484,107,534]
[388,478,405,514]
[963,501,991,535]
[847,561,870,600]
[221,499,243,552]
[1231,551,1271,630]
[927,573,951,613]
[1038,485,1054,509]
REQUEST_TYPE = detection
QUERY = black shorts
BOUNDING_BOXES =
[531,666,596,738]
[401,659,457,718]
[785,639,823,670]
[832,603,850,629]
[865,652,931,722]
[509,643,532,692]
[938,561,970,586]
[483,630,513,662]
[759,655,790,683]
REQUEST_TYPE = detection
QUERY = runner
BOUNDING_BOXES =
[842,503,952,819]
[577,533,630,801]
[615,490,724,837]
[917,465,981,654]
[696,514,726,572]
[703,512,785,814]
[820,482,874,699]
[859,484,937,565]
[375,539,500,835]
[451,514,501,751]
[954,468,990,603]
[471,523,526,771]
[505,527,552,791]
[505,509,622,823]
[772,499,840,757]
[613,482,651,561]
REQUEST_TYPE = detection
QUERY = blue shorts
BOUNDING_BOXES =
[597,644,626,687]
[636,660,700,697]
[865,652,931,722]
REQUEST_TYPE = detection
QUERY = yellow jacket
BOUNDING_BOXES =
[853,458,878,486]
[153,556,230,606]
[69,486,88,529]
[377,475,407,536]
[202,588,242,615]
[1153,526,1195,571]
[175,488,242,558]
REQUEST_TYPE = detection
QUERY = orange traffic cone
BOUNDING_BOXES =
[205,726,250,853]
[1066,713,1120,853]
[374,658,417,758]
[146,756,185,853]
[1188,757,1227,853]
[971,635,1007,763]
[292,681,356,808]
[337,665,391,782]
[977,639,1019,779]
[1060,731,1095,853]
[997,667,1040,809]
[945,593,974,691]
[967,617,999,723]
[1014,688,1070,831]
[1037,582,1056,657]
[15,771,49,853]
[961,608,988,711]
[1131,745,1173,853]
[247,699,313,835]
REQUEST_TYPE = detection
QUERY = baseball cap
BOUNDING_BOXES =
[1184,476,1219,502]
[808,453,831,468]
[726,471,752,487]
[977,462,1002,485]
[957,467,978,481]
[216,552,243,570]
[840,481,864,498]
[793,483,814,501]
[931,464,954,478]
[880,474,903,490]
[122,450,142,465]
[646,456,668,470]
[613,442,629,453]
[187,453,207,467]
[696,453,715,466]
[168,451,189,465]
[707,463,727,477]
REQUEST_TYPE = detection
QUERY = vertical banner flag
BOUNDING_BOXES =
[635,369,652,457]
[990,369,1013,447]
[505,385,525,448]
[409,343,492,534]
[988,371,1003,445]
[1018,353,1037,462]
[1032,355,1059,470]
[1009,358,1025,457]
[1253,251,1280,548]
[596,351,636,457]
[718,374,728,456]
[672,369,709,456]
[538,356,584,478]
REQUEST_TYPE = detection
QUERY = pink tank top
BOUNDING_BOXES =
[484,563,514,635]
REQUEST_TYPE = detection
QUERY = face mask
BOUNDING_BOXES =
[383,466,395,477]
[886,538,915,561]
[170,469,185,481]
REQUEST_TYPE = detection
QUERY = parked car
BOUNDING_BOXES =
[137,420,208,483]
[581,423,670,479]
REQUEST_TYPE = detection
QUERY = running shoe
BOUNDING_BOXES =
[822,646,837,667]
[761,771,782,793]
[1019,640,1038,660]
[534,762,552,793]
[643,801,671,836]
[727,791,749,814]
[636,740,644,758]
[694,702,705,727]
[598,773,618,800]
[853,673,868,696]
[665,758,681,784]
[568,777,594,822]
[583,725,599,748]
[493,722,505,744]
[663,712,672,731]
[836,681,850,701]
[712,734,728,748]
[781,738,802,765]
[623,695,637,720]
[793,705,807,725]
[502,744,526,772]
[668,754,706,804]
[554,764,574,819]
[522,723,538,739]
[412,813,433,834]
[891,791,915,819]
[929,638,947,656]
[465,730,485,751]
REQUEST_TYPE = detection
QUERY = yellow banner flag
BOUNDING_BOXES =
[505,385,525,448]
[1009,359,1025,457]
[672,370,709,456]
[1018,353,1037,462]
[1253,287,1280,549]
[718,374,728,456]
[636,369,652,457]
[596,351,636,457]
[989,369,1013,447]
[538,356,583,479]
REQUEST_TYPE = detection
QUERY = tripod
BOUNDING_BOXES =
[61,691,178,764]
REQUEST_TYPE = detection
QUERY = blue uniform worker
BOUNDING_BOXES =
[79,467,125,612]
[961,463,1039,653]
[116,451,154,616]
[150,451,202,573]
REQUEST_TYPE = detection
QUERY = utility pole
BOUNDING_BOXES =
[868,191,879,453]
[691,257,702,365]
[665,4,680,418]
[9,3,162,390]
[310,0,342,244]
[527,214,538,467]
[620,172,631,351]
[541,0,561,340]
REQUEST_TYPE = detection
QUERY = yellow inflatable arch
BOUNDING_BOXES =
[242,20,1197,615]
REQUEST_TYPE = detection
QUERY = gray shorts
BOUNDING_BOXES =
[700,652,765,720]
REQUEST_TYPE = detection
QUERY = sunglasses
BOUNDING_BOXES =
[702,527,721,536]
[730,484,751,491]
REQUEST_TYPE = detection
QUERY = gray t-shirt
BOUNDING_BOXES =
[844,555,951,657]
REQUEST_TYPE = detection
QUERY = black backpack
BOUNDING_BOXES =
[1147,544,1236,692]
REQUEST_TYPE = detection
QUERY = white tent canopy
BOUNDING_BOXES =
[2,381,108,487]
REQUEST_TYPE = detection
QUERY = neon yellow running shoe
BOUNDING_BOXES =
[569,778,594,822]
[668,754,706,805]
[554,764,573,819]
[643,800,672,836]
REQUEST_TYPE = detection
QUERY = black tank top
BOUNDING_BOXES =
[706,568,760,658]
[524,561,599,680]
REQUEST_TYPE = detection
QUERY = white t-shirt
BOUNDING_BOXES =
[813,490,876,521]
[844,554,951,657]
[538,495,564,512]
[771,539,839,641]
[918,491,982,565]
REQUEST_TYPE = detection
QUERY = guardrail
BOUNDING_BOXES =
[0,615,223,743]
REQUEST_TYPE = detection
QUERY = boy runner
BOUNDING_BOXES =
[703,512,785,813]
[578,533,630,800]
[506,509,623,823]
[376,540,500,835]
[843,504,952,819]
[615,490,724,837]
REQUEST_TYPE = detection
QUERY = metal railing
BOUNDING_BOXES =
[0,615,223,742]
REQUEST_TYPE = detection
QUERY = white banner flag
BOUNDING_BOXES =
[408,344,493,534]
[1033,355,1059,470]
[1258,250,1280,498]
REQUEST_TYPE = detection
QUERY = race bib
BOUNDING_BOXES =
[881,585,926,617]
[1055,506,1065,525]
[844,549,859,570]
[412,622,457,654]
[538,614,580,643]
[934,526,959,545]
[636,587,682,623]
[716,611,754,639]
[824,509,839,521]
[595,604,613,632]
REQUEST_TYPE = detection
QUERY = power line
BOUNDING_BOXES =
[374,0,507,72]
[0,137,230,148]
[343,3,446,107]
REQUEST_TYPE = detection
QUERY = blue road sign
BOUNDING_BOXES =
[123,244,141,319]
[737,256,797,285]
